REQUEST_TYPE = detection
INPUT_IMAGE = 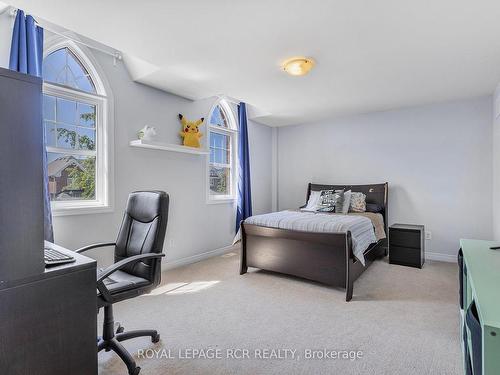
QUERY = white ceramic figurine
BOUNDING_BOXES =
[137,125,157,141]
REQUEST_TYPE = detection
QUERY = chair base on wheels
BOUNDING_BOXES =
[98,305,160,375]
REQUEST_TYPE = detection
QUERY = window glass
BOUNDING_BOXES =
[78,103,96,127]
[44,121,57,148]
[210,132,230,165]
[43,95,56,121]
[209,105,228,128]
[44,95,96,152]
[208,102,235,199]
[43,48,96,93]
[56,97,77,124]
[209,166,230,196]
[46,152,96,201]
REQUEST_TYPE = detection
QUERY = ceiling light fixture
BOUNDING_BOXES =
[282,57,315,76]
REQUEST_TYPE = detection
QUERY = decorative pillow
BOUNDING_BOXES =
[340,190,351,214]
[317,189,344,212]
[366,203,383,213]
[301,190,321,212]
[349,192,366,212]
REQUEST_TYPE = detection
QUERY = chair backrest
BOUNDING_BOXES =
[115,191,169,285]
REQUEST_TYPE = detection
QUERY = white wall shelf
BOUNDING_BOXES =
[129,139,209,155]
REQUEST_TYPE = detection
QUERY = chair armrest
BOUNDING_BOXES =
[75,242,116,254]
[97,253,165,283]
[96,253,165,303]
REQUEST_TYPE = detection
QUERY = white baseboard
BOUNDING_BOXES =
[161,246,456,269]
[162,244,236,271]
[426,251,457,263]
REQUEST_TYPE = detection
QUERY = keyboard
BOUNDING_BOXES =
[44,247,76,267]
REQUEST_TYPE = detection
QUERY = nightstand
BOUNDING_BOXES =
[389,224,425,268]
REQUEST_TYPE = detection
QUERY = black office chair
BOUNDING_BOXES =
[76,191,169,375]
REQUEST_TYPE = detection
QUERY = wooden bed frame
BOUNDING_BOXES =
[240,183,388,301]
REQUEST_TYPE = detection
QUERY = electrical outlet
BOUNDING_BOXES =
[425,231,432,240]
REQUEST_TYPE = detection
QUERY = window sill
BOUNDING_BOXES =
[51,203,113,217]
[206,197,236,205]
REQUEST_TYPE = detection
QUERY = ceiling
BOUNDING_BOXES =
[7,0,500,126]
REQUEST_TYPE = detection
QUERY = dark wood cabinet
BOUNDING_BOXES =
[0,243,97,375]
[389,224,424,268]
[0,68,44,285]
[0,68,97,374]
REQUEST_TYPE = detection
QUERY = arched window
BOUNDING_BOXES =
[43,47,96,93]
[42,41,111,214]
[207,100,238,202]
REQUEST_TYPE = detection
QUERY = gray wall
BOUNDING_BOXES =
[0,20,274,266]
[0,13,494,261]
[277,96,493,258]
[0,9,13,68]
[493,85,500,240]
[51,49,273,266]
[248,120,273,215]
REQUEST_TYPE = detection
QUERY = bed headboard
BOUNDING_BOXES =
[306,182,389,233]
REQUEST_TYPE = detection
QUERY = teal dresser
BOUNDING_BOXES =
[459,239,500,375]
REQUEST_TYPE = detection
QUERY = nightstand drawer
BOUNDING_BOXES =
[389,245,422,268]
[389,229,421,249]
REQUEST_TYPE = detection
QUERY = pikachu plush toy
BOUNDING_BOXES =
[178,114,204,148]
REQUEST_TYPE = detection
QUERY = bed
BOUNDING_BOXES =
[239,183,388,301]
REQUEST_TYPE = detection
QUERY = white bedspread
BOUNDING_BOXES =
[244,210,378,265]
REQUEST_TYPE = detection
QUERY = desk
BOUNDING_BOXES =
[459,239,500,375]
[0,242,97,375]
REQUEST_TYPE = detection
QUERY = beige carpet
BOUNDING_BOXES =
[98,246,462,375]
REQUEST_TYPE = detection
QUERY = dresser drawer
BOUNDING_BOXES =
[389,245,422,268]
[389,228,422,249]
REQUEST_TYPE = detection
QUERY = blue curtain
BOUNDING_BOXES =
[9,10,54,242]
[9,10,43,77]
[236,102,252,233]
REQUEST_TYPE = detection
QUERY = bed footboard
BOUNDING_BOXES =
[241,223,357,300]
[240,223,386,301]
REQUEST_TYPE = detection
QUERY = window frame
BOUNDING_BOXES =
[206,100,238,204]
[43,39,114,216]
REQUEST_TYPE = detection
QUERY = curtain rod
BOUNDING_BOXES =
[9,7,122,63]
